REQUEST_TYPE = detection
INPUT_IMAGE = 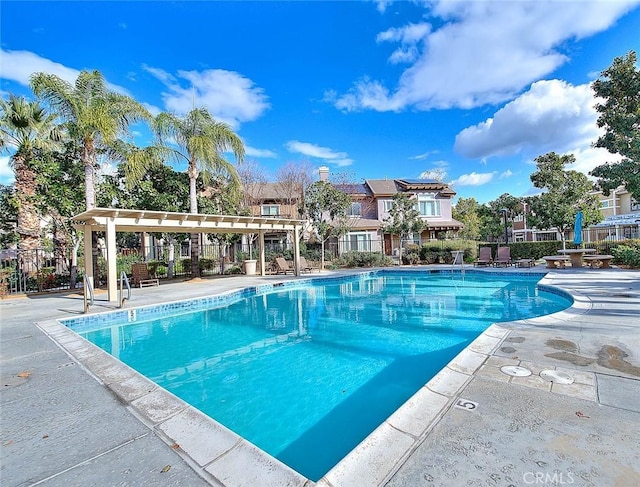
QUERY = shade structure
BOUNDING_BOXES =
[573,211,583,245]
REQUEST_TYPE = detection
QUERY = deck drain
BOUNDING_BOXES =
[500,365,532,377]
[539,370,574,384]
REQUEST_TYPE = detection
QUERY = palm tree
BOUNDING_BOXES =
[29,70,151,209]
[154,108,244,277]
[0,95,61,252]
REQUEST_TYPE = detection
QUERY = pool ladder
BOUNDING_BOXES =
[120,271,131,308]
[451,250,465,275]
[83,275,94,313]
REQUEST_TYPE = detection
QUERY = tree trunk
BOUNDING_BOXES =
[14,154,41,273]
[188,163,200,278]
[190,233,200,278]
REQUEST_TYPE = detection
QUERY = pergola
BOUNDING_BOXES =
[71,208,307,302]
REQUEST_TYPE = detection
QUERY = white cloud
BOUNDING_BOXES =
[409,150,439,160]
[450,171,495,186]
[0,156,14,185]
[285,140,353,166]
[0,49,131,95]
[0,49,80,86]
[419,168,448,181]
[334,0,639,111]
[377,22,431,64]
[500,170,514,179]
[565,146,622,176]
[144,66,270,129]
[245,146,277,158]
[374,0,392,14]
[454,80,600,159]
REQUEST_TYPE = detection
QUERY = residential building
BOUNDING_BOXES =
[334,174,463,255]
[243,182,305,250]
[587,186,640,241]
[511,186,640,243]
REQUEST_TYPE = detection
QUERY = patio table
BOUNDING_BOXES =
[557,248,597,268]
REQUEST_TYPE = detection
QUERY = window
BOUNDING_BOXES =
[600,200,611,209]
[348,202,362,217]
[261,205,279,216]
[383,200,393,212]
[344,232,371,251]
[416,193,440,217]
[632,199,640,211]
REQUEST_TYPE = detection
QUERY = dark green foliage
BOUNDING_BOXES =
[590,51,640,200]
[0,184,18,247]
[611,241,640,267]
[383,192,425,241]
[334,252,393,268]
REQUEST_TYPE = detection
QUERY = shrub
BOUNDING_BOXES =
[335,251,392,268]
[612,244,640,268]
[223,265,243,275]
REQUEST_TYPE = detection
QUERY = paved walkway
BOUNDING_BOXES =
[1,266,639,486]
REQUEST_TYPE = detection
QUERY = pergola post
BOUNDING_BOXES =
[106,217,118,302]
[259,230,266,276]
[293,226,301,276]
[83,225,94,289]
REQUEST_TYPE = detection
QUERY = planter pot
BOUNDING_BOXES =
[243,259,257,276]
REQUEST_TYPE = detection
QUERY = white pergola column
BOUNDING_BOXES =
[259,230,265,276]
[293,226,301,276]
[106,217,118,302]
[83,225,94,289]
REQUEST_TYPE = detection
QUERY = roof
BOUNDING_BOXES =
[244,182,303,201]
[364,179,399,195]
[364,178,456,197]
[71,208,306,234]
[425,218,463,230]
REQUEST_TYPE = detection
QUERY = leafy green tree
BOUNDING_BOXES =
[32,142,85,287]
[590,51,640,200]
[453,197,481,240]
[153,108,244,277]
[0,95,61,252]
[482,193,521,243]
[530,152,601,248]
[30,70,151,209]
[0,184,18,248]
[304,180,352,269]
[383,192,426,248]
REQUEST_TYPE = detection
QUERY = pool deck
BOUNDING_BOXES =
[1,265,639,486]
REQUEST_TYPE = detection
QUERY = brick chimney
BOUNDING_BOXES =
[319,166,329,182]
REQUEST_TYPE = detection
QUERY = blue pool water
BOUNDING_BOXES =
[73,271,571,480]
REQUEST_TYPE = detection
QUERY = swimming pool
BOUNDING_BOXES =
[66,270,571,481]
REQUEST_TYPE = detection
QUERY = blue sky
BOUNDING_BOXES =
[1,1,639,204]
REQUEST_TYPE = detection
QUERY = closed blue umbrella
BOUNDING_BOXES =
[573,211,583,245]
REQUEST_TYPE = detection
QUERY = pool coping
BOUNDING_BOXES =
[35,269,586,487]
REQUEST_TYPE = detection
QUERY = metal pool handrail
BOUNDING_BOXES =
[120,271,131,308]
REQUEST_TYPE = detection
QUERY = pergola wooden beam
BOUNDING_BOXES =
[71,208,306,302]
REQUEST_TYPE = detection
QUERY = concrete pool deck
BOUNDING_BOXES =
[1,265,639,486]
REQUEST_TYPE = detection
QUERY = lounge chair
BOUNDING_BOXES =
[131,262,159,287]
[299,256,319,273]
[493,246,512,267]
[474,247,493,267]
[275,257,294,275]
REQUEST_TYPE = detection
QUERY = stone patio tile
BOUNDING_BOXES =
[386,387,450,438]
[322,422,415,487]
[426,367,471,396]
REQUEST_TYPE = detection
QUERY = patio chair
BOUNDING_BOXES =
[299,256,319,273]
[474,247,493,267]
[493,246,512,267]
[131,262,159,288]
[275,257,294,275]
